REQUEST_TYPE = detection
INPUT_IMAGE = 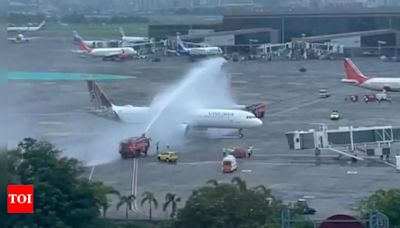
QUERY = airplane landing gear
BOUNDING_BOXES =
[238,129,244,138]
[184,125,190,136]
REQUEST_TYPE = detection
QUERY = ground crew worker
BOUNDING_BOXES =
[247,147,253,158]
[156,142,159,155]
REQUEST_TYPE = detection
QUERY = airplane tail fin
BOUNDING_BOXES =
[38,20,46,29]
[119,27,125,37]
[343,58,368,84]
[87,80,121,121]
[72,31,91,53]
[87,80,113,108]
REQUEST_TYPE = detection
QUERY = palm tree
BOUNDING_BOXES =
[116,194,136,219]
[141,191,158,220]
[253,184,271,196]
[163,193,181,219]
[231,176,247,192]
[92,182,120,218]
[206,179,219,187]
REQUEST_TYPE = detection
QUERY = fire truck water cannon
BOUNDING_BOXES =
[118,134,151,159]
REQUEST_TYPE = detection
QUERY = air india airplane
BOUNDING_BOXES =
[73,31,137,61]
[341,58,400,92]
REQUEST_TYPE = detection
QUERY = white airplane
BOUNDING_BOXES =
[176,33,223,57]
[341,58,400,92]
[73,31,137,61]
[8,34,40,43]
[119,27,149,43]
[87,81,264,138]
[7,21,46,32]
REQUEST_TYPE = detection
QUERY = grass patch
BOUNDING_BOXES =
[39,23,148,39]
[149,15,222,25]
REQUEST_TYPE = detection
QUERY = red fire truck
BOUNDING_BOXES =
[119,136,151,159]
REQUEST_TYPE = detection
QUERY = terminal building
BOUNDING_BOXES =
[222,11,400,44]
[148,10,400,55]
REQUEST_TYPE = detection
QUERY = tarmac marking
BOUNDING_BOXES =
[88,166,95,181]
[259,75,277,78]
[42,82,57,85]
[249,161,313,166]
[268,99,322,117]
[178,161,219,165]
[232,80,247,84]
[303,195,315,199]
[38,121,65,125]
[253,154,336,158]
[131,158,142,214]
[242,92,261,97]
[43,132,72,137]
[177,161,313,167]
[15,112,84,116]
[288,82,305,86]
[346,171,358,175]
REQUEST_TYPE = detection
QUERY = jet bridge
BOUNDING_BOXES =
[286,124,400,169]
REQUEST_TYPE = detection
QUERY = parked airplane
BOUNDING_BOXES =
[8,34,40,43]
[342,58,400,92]
[119,27,149,43]
[73,31,137,61]
[176,33,223,57]
[87,81,263,138]
[7,21,46,32]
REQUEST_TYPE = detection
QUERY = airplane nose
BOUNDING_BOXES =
[254,118,263,127]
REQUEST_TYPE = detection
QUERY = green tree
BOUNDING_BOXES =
[358,189,400,227]
[206,179,219,187]
[141,191,158,220]
[174,177,310,228]
[231,176,247,192]
[116,194,136,219]
[92,181,120,218]
[163,193,181,219]
[7,138,110,228]
[252,184,270,196]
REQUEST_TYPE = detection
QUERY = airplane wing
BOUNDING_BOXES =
[123,41,161,47]
[25,36,41,40]
[8,36,41,42]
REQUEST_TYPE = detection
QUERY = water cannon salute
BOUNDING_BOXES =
[5,4,400,226]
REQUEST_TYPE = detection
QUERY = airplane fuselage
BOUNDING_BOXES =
[122,36,149,43]
[7,27,40,32]
[359,78,400,92]
[186,47,223,56]
[112,105,262,129]
[89,47,136,57]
